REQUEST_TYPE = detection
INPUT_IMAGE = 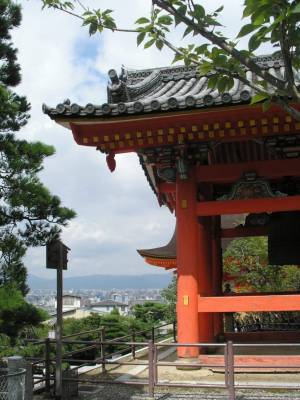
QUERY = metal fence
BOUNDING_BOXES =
[0,368,26,400]
[23,326,300,400]
[25,322,175,394]
[62,340,300,400]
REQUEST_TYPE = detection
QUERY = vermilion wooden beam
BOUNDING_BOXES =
[158,159,300,196]
[196,195,300,216]
[221,226,268,238]
[198,294,300,312]
[197,158,300,184]
[158,182,175,193]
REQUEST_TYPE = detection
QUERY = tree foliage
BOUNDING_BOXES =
[223,236,300,292]
[0,286,48,346]
[41,0,300,120]
[60,311,151,360]
[132,301,168,323]
[161,275,177,322]
[0,0,76,295]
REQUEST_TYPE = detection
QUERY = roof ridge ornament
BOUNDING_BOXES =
[108,69,120,85]
[42,54,296,118]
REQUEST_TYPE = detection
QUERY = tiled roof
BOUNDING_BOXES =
[43,54,289,119]
[91,300,128,307]
[137,229,176,259]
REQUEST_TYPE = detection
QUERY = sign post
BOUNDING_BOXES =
[46,240,70,400]
[55,261,63,400]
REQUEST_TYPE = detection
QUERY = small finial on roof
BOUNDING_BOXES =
[108,69,119,84]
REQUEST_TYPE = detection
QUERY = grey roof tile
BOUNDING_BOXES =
[43,54,295,119]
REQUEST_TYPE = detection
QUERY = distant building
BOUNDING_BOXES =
[54,295,81,312]
[111,292,129,304]
[90,300,128,315]
[46,308,97,329]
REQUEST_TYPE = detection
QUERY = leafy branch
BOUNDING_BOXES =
[40,0,300,120]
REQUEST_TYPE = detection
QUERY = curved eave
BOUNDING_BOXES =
[43,98,253,125]
[144,256,177,270]
[137,228,176,269]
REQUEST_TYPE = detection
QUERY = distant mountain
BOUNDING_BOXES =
[28,273,172,290]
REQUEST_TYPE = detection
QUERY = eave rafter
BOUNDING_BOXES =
[54,104,300,154]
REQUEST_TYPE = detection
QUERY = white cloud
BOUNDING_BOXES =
[13,0,257,279]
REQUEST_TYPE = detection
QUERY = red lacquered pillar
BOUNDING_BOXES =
[176,168,200,358]
[198,216,214,344]
[211,215,224,339]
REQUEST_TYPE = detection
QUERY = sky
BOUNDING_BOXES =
[13,0,248,278]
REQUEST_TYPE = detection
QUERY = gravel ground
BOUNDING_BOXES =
[76,382,300,400]
[34,382,300,400]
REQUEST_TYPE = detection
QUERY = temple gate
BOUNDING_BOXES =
[44,54,300,358]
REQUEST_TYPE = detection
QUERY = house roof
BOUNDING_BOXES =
[91,299,128,307]
[43,54,288,119]
[62,294,81,299]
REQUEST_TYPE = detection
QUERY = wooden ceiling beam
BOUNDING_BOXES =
[198,293,300,313]
[221,226,268,238]
[197,158,300,184]
[196,195,300,216]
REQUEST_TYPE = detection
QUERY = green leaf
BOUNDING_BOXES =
[207,75,219,89]
[183,25,193,38]
[252,12,266,26]
[135,17,150,24]
[89,23,98,36]
[158,15,173,25]
[174,5,187,26]
[193,4,205,19]
[204,16,222,26]
[262,99,271,112]
[195,44,209,55]
[217,76,229,93]
[103,9,113,15]
[248,33,261,51]
[250,93,269,105]
[214,5,224,13]
[199,62,213,74]
[172,53,183,64]
[292,3,300,14]
[156,40,164,50]
[237,23,257,38]
[136,32,146,46]
[144,38,155,49]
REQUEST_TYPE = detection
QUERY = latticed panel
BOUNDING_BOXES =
[0,369,25,400]
[0,372,8,400]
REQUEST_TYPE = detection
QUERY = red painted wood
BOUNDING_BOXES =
[197,158,300,184]
[160,159,300,194]
[176,169,200,357]
[198,354,300,368]
[211,216,224,338]
[221,226,269,238]
[196,195,300,216]
[225,331,300,343]
[198,217,214,344]
[158,182,176,194]
[198,294,300,312]
[67,104,300,152]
